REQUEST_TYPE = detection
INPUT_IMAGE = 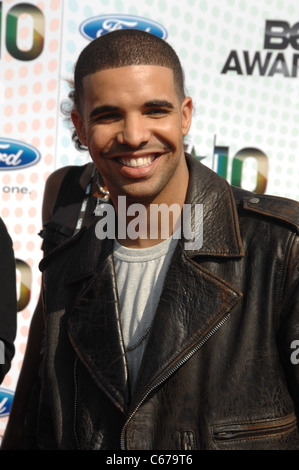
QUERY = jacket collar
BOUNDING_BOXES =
[182,154,244,258]
[42,153,244,278]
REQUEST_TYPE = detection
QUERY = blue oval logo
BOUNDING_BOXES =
[80,14,168,41]
[0,388,14,418]
[0,138,41,171]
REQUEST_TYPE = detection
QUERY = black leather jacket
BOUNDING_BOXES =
[38,155,299,450]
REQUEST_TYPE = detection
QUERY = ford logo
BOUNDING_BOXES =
[0,138,41,170]
[0,388,14,418]
[80,14,168,41]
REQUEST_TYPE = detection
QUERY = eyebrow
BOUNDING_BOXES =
[89,105,119,119]
[88,100,175,119]
[144,100,174,109]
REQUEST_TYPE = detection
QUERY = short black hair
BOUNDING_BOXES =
[74,29,186,112]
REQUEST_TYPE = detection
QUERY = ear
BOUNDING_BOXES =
[181,96,193,137]
[71,109,87,147]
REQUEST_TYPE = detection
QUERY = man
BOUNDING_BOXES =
[38,29,299,450]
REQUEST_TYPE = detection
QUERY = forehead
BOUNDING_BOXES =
[81,65,178,105]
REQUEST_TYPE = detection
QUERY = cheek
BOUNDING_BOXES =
[87,128,111,155]
[153,119,183,147]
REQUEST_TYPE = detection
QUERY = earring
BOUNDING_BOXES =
[93,168,110,215]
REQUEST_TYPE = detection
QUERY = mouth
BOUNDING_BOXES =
[116,154,158,169]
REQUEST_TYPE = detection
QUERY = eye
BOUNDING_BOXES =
[89,106,123,124]
[145,108,170,116]
[93,112,122,123]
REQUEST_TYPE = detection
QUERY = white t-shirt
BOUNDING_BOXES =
[113,236,178,390]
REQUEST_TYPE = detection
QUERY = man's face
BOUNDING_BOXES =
[72,65,192,207]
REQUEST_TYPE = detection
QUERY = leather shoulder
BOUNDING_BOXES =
[231,186,299,233]
[39,226,87,272]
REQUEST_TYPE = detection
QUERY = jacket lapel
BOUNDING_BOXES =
[183,154,244,257]
[66,236,130,414]
[130,243,242,409]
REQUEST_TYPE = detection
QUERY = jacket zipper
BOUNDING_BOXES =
[120,314,231,450]
[213,413,297,441]
[180,431,196,450]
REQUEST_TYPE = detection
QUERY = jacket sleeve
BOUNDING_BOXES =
[277,232,299,419]
[0,218,17,384]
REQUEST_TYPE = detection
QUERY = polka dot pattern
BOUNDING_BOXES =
[56,0,299,200]
[0,0,62,439]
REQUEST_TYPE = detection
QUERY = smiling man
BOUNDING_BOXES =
[71,38,192,247]
[38,29,299,451]
[72,66,191,208]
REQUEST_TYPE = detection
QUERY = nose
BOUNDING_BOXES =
[117,114,151,148]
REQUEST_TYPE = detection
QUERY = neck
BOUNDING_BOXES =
[117,204,182,249]
[114,175,189,249]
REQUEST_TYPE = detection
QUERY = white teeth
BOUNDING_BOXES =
[118,155,156,168]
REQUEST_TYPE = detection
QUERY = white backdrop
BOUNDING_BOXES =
[0,0,298,438]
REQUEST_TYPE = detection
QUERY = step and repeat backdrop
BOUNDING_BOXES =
[0,0,298,438]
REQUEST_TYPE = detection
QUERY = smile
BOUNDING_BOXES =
[116,155,157,168]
